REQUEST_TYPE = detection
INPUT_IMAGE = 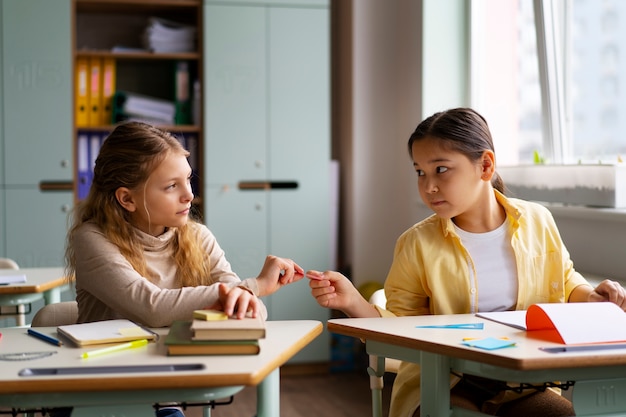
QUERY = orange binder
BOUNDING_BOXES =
[101,57,116,125]
[75,57,89,127]
[87,57,102,126]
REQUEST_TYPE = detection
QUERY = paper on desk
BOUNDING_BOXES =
[0,272,26,285]
[476,310,527,330]
[526,302,626,345]
[462,337,516,350]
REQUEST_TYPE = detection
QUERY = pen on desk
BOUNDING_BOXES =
[81,339,148,359]
[27,328,63,347]
[540,343,626,353]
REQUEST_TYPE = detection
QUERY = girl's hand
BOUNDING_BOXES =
[306,270,379,318]
[589,279,626,310]
[255,255,305,297]
[209,283,262,319]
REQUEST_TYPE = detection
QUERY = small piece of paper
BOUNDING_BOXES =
[193,309,228,321]
[119,327,151,337]
[462,337,516,350]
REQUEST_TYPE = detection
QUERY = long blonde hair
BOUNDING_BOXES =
[65,121,211,286]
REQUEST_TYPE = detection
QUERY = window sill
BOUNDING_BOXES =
[539,202,626,222]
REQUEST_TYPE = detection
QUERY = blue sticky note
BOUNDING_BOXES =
[462,337,516,350]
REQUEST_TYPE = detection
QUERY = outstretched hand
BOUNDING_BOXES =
[306,270,380,318]
[255,255,305,297]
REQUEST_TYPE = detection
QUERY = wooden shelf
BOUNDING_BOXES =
[76,0,201,14]
[72,0,204,205]
[76,124,201,133]
[76,50,200,60]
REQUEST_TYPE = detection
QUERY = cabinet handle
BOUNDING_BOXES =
[39,181,73,192]
[238,181,298,190]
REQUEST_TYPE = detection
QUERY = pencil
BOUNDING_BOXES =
[27,328,63,346]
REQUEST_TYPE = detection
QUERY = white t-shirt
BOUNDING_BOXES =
[454,218,518,312]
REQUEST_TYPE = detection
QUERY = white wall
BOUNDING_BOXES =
[338,0,468,287]
[337,0,422,287]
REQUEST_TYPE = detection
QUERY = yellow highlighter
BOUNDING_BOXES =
[81,339,148,359]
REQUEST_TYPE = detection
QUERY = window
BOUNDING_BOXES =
[470,0,626,166]
[470,0,543,166]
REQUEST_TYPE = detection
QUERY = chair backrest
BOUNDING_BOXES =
[0,258,19,270]
[368,288,386,309]
[31,301,78,327]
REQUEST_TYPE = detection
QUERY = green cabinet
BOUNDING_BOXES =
[204,1,331,363]
[1,0,72,267]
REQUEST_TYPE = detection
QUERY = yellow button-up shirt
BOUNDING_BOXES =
[377,191,590,417]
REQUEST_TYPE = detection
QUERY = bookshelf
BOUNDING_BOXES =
[72,0,203,208]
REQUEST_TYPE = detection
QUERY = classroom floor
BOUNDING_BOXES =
[186,369,394,417]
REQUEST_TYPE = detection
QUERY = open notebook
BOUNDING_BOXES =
[477,303,626,344]
[57,319,158,346]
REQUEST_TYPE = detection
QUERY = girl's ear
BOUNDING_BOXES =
[480,150,496,181]
[115,187,137,212]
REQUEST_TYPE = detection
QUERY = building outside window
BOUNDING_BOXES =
[471,0,625,166]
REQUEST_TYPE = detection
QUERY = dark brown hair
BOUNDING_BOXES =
[408,107,505,193]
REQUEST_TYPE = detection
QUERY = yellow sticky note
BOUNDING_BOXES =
[193,309,228,321]
[119,327,150,337]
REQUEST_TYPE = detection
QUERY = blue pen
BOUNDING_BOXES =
[27,328,63,346]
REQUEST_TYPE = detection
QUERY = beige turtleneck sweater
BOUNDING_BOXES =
[73,221,266,327]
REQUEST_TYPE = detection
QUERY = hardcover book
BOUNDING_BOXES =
[165,321,260,356]
[190,314,266,341]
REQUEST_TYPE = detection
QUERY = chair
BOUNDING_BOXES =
[31,301,78,327]
[367,288,400,417]
[0,258,19,270]
[0,257,30,326]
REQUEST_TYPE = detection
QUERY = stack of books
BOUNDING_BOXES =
[143,17,196,53]
[165,310,266,356]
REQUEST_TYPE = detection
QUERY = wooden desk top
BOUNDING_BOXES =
[0,320,322,394]
[0,267,67,294]
[328,314,626,371]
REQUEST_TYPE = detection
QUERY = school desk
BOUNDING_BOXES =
[328,314,626,417]
[0,267,68,326]
[0,320,322,417]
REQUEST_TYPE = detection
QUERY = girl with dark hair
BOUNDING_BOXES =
[307,108,626,416]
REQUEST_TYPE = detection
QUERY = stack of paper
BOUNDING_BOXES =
[113,91,176,124]
[164,310,266,356]
[143,17,196,53]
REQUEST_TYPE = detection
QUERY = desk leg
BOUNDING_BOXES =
[16,304,26,326]
[367,355,385,417]
[44,285,65,305]
[420,351,451,417]
[256,368,280,417]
